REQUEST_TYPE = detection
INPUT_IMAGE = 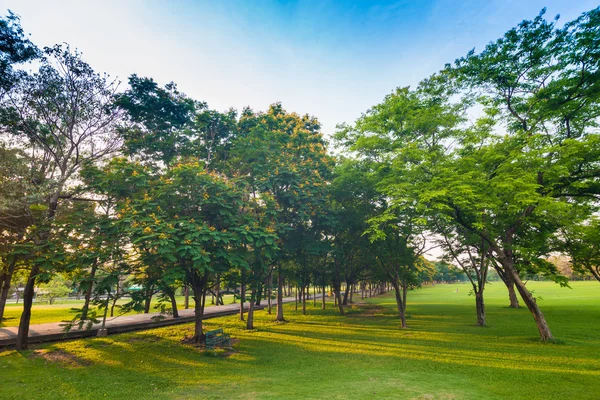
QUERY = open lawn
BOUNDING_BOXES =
[0,281,598,399]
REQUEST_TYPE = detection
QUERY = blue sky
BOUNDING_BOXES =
[0,0,597,135]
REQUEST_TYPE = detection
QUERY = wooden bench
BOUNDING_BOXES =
[205,328,232,350]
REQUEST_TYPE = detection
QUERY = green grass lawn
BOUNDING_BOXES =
[0,294,238,327]
[0,281,598,399]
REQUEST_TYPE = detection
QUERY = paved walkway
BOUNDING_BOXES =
[0,295,313,347]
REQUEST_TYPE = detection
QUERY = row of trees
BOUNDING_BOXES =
[0,7,598,351]
[335,7,600,339]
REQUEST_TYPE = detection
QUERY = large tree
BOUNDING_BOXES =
[0,45,122,349]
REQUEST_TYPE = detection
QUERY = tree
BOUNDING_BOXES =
[0,45,122,349]
[0,11,38,95]
[231,104,333,323]
[36,273,71,305]
[436,220,490,326]
[437,8,600,340]
[561,217,600,282]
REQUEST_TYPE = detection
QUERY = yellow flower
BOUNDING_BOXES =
[143,227,152,234]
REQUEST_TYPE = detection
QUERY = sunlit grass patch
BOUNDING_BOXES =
[0,281,598,399]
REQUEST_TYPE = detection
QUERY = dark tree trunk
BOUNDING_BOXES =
[246,287,256,330]
[506,273,520,308]
[501,255,552,340]
[255,280,263,307]
[391,280,406,328]
[475,291,485,326]
[322,283,326,310]
[301,286,306,315]
[239,281,245,321]
[184,285,189,309]
[335,287,344,316]
[0,258,17,323]
[215,274,221,306]
[81,261,98,321]
[109,280,120,318]
[276,266,285,322]
[168,290,179,318]
[267,271,272,315]
[144,286,153,313]
[295,286,298,311]
[191,273,208,344]
[402,283,407,313]
[342,283,350,305]
[16,266,39,350]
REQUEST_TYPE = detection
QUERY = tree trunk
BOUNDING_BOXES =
[475,291,485,326]
[16,266,39,350]
[184,285,189,309]
[295,286,298,311]
[169,290,179,318]
[0,258,16,323]
[267,271,272,315]
[215,274,221,306]
[109,280,120,318]
[506,273,520,308]
[390,280,406,328]
[503,257,553,340]
[192,285,207,344]
[239,281,245,321]
[144,286,153,313]
[335,287,344,316]
[301,285,306,315]
[255,281,263,307]
[81,261,98,321]
[342,283,350,305]
[322,283,326,310]
[276,266,285,322]
[246,287,256,330]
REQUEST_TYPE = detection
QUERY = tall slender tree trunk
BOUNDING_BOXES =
[239,281,245,321]
[255,281,263,307]
[168,289,179,318]
[506,273,520,308]
[295,286,298,311]
[322,283,326,310]
[391,281,407,328]
[342,283,350,305]
[110,280,120,318]
[81,261,98,321]
[16,266,39,350]
[276,266,285,322]
[215,274,221,306]
[475,291,485,326]
[267,271,272,315]
[246,287,256,330]
[184,285,189,309]
[192,285,207,344]
[0,258,17,324]
[144,286,153,313]
[301,286,306,315]
[335,286,344,316]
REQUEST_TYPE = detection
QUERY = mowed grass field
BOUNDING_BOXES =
[0,281,598,400]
